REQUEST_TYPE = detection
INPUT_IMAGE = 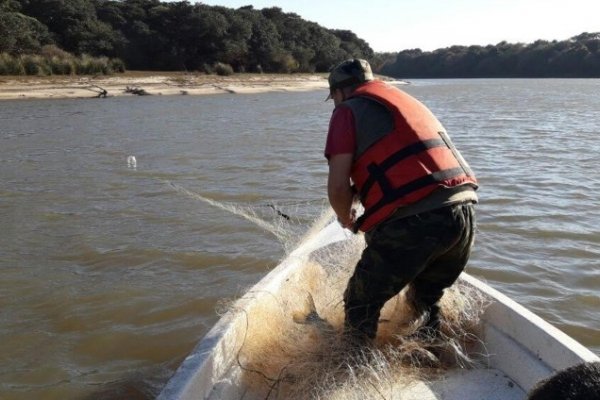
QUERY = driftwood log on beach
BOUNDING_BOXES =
[124,86,151,96]
[87,84,108,98]
[0,73,331,100]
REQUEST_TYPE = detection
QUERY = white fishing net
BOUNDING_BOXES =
[222,210,489,399]
[170,183,490,399]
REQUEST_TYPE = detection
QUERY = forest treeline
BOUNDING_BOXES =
[1,0,599,77]
[380,33,600,78]
[0,0,372,74]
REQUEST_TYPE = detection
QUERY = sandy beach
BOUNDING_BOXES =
[0,72,331,100]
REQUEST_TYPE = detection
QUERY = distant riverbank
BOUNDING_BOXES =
[0,72,332,101]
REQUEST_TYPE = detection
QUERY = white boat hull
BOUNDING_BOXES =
[158,221,598,399]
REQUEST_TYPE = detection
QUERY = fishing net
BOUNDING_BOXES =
[219,209,490,399]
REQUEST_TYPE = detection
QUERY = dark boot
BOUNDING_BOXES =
[418,304,442,340]
[407,304,442,342]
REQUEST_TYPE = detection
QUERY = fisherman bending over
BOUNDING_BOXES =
[324,59,478,346]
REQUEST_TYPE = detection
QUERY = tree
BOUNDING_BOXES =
[377,36,600,78]
[216,9,252,71]
[17,0,596,76]
[331,29,374,60]
[19,0,123,56]
[0,9,51,53]
[549,43,591,77]
[104,0,166,69]
[246,11,284,71]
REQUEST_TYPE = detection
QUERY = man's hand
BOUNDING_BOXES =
[337,208,356,230]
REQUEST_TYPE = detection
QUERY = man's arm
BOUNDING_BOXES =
[327,153,355,229]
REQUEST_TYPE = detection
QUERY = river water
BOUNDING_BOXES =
[1,79,599,399]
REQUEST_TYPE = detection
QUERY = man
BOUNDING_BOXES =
[324,59,478,346]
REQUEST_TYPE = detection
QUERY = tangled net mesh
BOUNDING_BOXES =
[214,208,491,400]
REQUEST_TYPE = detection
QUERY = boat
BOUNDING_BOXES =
[158,215,599,400]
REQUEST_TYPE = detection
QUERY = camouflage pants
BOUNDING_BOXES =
[343,203,476,341]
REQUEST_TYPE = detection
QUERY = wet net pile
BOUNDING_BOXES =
[219,209,491,400]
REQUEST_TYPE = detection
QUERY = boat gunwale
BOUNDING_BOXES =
[158,222,599,399]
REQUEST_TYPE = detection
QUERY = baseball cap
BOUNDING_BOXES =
[325,58,374,100]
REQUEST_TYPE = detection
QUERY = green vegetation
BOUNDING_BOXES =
[0,45,125,76]
[380,33,600,78]
[1,0,598,77]
[0,0,372,75]
[213,62,234,76]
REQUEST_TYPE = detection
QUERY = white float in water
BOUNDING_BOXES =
[127,155,137,169]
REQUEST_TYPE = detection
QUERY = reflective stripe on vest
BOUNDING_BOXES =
[343,80,478,232]
[358,138,448,201]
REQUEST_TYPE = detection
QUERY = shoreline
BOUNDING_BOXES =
[0,72,331,101]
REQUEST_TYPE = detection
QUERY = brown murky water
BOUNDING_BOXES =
[1,79,599,399]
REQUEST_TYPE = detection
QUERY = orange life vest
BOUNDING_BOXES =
[345,80,478,232]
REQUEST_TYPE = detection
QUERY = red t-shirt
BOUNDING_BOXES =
[324,105,356,160]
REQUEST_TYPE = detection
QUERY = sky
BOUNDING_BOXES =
[199,0,600,52]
